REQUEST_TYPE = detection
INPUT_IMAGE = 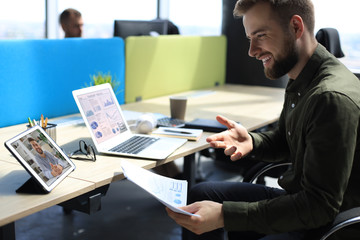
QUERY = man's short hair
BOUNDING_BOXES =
[59,8,82,25]
[28,137,36,143]
[233,0,315,35]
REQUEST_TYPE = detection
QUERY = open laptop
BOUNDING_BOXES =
[72,84,187,160]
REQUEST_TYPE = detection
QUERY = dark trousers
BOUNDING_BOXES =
[183,181,305,240]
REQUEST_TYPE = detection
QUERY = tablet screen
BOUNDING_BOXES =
[5,125,76,192]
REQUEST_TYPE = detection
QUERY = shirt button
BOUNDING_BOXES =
[279,175,283,180]
[288,131,291,136]
[297,92,301,96]
[291,103,295,108]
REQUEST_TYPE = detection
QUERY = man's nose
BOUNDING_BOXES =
[248,40,260,58]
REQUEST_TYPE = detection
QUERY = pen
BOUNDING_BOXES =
[44,117,48,128]
[164,129,192,134]
[28,117,34,127]
[41,114,44,128]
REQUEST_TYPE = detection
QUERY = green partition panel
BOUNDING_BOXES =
[125,35,227,103]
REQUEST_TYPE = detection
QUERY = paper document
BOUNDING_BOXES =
[121,160,199,217]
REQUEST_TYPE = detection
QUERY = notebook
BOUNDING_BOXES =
[152,127,203,141]
[72,84,187,160]
[184,118,228,132]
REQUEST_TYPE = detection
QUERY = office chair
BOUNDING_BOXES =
[243,162,360,240]
[315,28,345,58]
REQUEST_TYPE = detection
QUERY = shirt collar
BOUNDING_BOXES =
[286,44,328,95]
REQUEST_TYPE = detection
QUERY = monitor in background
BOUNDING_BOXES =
[114,20,168,39]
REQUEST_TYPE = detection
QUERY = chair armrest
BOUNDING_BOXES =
[320,207,360,240]
[242,162,360,240]
[242,162,291,183]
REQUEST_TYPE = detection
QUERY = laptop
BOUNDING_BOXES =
[72,84,187,160]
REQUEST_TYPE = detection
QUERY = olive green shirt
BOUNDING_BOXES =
[223,44,360,236]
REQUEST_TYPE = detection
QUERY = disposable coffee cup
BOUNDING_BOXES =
[169,96,187,120]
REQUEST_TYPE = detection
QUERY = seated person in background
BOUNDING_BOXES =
[28,138,64,179]
[166,0,360,239]
[59,8,83,38]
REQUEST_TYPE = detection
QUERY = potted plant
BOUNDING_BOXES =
[86,71,121,95]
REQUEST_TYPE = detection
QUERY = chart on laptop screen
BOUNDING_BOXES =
[77,88,127,144]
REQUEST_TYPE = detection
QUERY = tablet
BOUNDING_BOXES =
[4,125,76,193]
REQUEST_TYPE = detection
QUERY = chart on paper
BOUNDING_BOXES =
[121,160,199,217]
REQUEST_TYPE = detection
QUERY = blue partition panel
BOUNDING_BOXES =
[0,38,125,128]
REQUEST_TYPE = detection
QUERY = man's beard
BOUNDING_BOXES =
[264,35,299,80]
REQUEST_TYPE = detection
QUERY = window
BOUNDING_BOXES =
[0,0,45,39]
[58,0,157,38]
[167,0,222,36]
[313,0,360,71]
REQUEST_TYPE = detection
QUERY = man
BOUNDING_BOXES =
[59,8,83,38]
[28,138,64,180]
[166,0,360,239]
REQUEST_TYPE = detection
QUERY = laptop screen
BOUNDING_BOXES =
[76,88,128,144]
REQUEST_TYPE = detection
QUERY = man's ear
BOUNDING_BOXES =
[290,15,304,39]
[61,23,67,32]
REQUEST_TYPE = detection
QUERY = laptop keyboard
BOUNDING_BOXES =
[110,136,160,154]
[157,117,185,127]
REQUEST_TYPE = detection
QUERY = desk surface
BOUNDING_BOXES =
[0,84,284,227]
[0,162,94,226]
[123,84,284,131]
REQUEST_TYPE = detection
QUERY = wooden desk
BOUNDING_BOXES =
[0,161,94,227]
[123,84,284,131]
[0,84,284,239]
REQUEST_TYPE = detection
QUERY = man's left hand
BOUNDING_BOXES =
[166,200,224,235]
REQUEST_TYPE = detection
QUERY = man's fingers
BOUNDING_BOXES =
[230,151,243,161]
[206,132,224,143]
[166,207,202,233]
[209,141,227,149]
[216,115,235,129]
[224,146,236,156]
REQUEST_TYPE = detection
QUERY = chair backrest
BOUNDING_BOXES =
[0,38,125,128]
[315,28,345,58]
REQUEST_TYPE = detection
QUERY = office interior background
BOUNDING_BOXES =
[0,0,359,72]
[1,1,359,240]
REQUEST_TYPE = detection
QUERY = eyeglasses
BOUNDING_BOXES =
[69,140,96,161]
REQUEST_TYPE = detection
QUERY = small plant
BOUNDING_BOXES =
[86,72,121,95]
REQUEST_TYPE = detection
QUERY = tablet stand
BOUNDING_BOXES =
[16,177,48,194]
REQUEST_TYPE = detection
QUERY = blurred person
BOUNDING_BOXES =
[59,8,83,38]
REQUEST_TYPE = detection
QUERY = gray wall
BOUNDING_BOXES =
[221,0,288,88]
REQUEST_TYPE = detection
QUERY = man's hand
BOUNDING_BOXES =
[206,115,253,161]
[166,201,224,235]
[50,163,63,177]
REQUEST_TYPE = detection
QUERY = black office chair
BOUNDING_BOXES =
[315,28,345,58]
[243,162,360,240]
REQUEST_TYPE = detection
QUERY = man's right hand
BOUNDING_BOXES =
[206,115,253,161]
[50,163,63,177]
